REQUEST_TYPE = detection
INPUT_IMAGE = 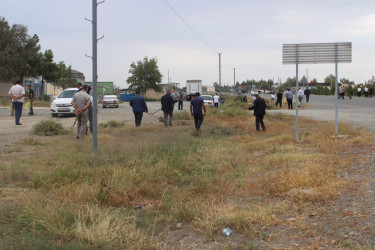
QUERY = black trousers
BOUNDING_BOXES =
[134,112,143,127]
[255,114,266,131]
[214,103,219,108]
[178,100,183,110]
[275,99,282,108]
[194,113,204,130]
[287,98,293,109]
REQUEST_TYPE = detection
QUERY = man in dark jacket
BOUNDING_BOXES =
[129,90,148,127]
[161,89,178,127]
[248,94,266,131]
[304,87,311,103]
[190,92,206,131]
[275,89,283,108]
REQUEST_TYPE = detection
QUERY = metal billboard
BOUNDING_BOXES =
[283,42,352,64]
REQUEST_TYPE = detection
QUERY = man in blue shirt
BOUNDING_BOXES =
[190,92,206,131]
[130,90,148,127]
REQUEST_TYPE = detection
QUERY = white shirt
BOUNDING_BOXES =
[298,89,304,97]
[8,84,25,103]
[271,94,275,99]
[213,95,220,103]
[358,87,361,92]
[365,87,368,92]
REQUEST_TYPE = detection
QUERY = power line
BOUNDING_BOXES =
[163,0,217,54]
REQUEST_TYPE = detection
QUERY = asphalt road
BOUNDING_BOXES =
[268,95,375,132]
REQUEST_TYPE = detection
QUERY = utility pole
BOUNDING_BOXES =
[218,53,222,97]
[233,68,236,99]
[306,68,309,87]
[87,0,105,151]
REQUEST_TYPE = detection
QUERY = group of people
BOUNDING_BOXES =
[274,87,311,109]
[357,86,373,98]
[129,89,207,132]
[7,80,267,140]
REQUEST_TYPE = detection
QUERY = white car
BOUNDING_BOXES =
[102,95,119,108]
[200,95,214,107]
[50,88,78,117]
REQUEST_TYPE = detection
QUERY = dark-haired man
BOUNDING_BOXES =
[161,89,178,127]
[71,85,91,141]
[130,90,148,127]
[27,85,34,115]
[190,92,206,131]
[8,80,25,125]
[248,93,266,132]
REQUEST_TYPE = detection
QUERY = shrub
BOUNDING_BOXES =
[32,120,69,136]
[99,120,125,128]
[42,94,51,102]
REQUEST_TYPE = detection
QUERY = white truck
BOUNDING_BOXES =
[186,80,202,101]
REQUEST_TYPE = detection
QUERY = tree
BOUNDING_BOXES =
[324,74,336,84]
[127,57,163,93]
[339,78,355,85]
[53,62,76,89]
[38,49,60,95]
[0,17,41,82]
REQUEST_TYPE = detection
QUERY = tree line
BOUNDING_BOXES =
[0,17,76,92]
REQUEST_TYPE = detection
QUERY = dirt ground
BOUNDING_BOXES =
[0,102,168,150]
[1,100,375,248]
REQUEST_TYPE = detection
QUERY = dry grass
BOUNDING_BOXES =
[0,100,371,248]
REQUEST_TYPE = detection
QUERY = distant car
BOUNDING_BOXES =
[200,95,214,107]
[50,88,78,117]
[102,95,119,108]
[266,91,275,94]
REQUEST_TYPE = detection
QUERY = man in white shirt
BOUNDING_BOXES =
[298,88,304,107]
[8,80,25,125]
[213,93,220,108]
[357,86,362,97]
[364,86,369,98]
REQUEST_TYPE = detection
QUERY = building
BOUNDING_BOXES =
[71,70,85,82]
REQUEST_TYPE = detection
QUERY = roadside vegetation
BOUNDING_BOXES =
[0,100,372,248]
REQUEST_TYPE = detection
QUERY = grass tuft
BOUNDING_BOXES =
[31,120,69,136]
[99,120,125,128]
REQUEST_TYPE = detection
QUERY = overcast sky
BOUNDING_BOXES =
[2,0,375,87]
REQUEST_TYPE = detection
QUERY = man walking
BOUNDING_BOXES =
[129,90,148,127]
[357,86,362,97]
[247,93,266,132]
[304,87,310,103]
[275,90,283,108]
[161,89,177,127]
[213,93,220,108]
[71,85,91,141]
[190,92,206,131]
[298,87,304,107]
[178,90,184,110]
[27,85,34,115]
[8,80,25,125]
[364,86,369,98]
[285,88,293,109]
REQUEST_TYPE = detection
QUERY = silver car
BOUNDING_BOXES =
[102,95,119,108]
